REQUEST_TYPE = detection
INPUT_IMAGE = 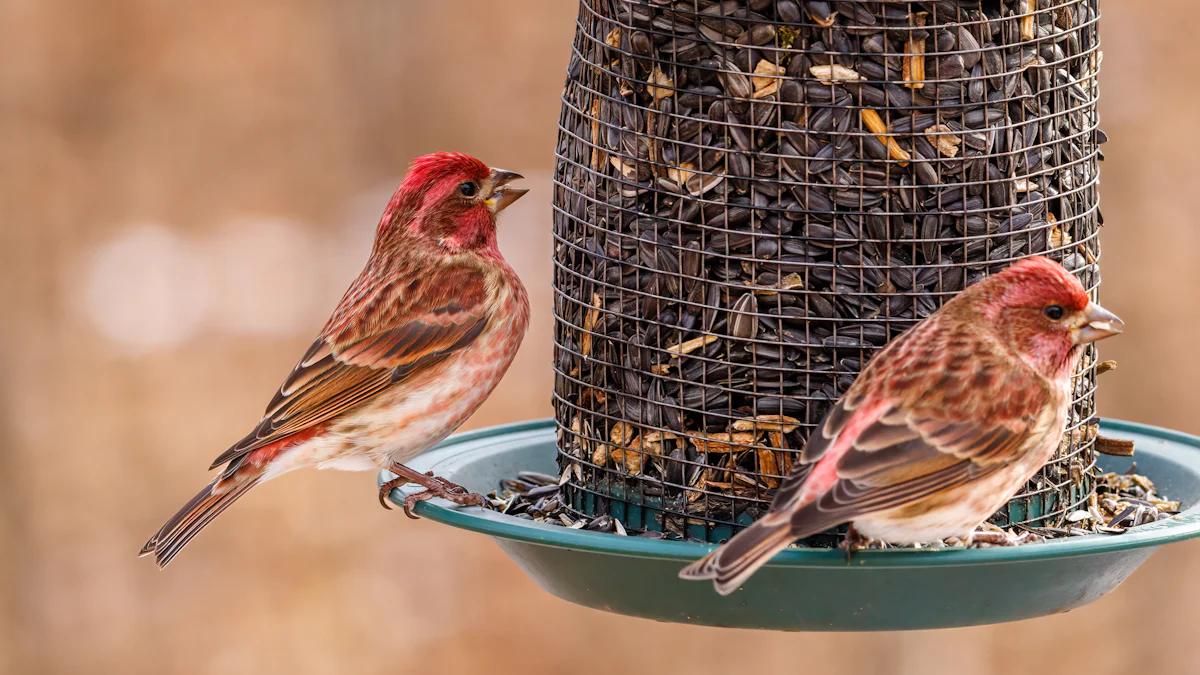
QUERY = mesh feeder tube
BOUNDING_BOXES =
[552,0,1103,544]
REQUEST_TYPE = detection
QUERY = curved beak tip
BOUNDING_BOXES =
[1074,303,1124,344]
[490,168,523,185]
[487,168,527,214]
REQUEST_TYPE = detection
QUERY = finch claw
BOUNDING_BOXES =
[842,524,873,564]
[398,483,484,519]
[403,491,435,519]
[379,464,481,517]
[377,477,409,510]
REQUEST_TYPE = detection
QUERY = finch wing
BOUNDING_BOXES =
[766,362,1055,524]
[209,263,493,472]
[804,402,1050,521]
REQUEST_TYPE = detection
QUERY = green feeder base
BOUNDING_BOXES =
[381,419,1200,631]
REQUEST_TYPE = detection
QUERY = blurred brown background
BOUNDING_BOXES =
[1,1,1197,673]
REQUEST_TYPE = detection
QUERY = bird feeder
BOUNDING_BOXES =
[550,0,1103,542]
[381,419,1200,630]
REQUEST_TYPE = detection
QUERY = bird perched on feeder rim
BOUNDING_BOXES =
[140,152,530,568]
[680,256,1123,596]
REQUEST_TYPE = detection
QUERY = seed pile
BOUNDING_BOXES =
[1032,462,1183,537]
[552,0,1104,540]
[484,471,663,537]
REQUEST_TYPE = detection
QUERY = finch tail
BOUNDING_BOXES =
[139,475,260,568]
[678,515,799,596]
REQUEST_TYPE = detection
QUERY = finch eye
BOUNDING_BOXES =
[458,182,478,197]
[1044,305,1064,321]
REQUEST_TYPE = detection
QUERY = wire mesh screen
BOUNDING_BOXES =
[552,0,1103,543]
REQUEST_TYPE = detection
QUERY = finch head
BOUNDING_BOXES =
[374,152,527,255]
[970,256,1122,380]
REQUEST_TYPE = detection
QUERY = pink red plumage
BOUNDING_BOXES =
[681,256,1123,595]
[141,152,530,567]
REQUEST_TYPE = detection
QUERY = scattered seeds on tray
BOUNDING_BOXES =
[483,459,1180,548]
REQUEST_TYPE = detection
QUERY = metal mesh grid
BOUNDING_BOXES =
[551,0,1103,543]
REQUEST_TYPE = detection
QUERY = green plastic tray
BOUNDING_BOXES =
[381,419,1200,631]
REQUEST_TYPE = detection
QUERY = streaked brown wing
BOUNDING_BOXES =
[209,264,492,472]
[789,404,1053,531]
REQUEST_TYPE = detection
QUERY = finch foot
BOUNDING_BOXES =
[378,463,483,518]
[842,524,875,563]
[426,471,469,494]
[401,486,484,519]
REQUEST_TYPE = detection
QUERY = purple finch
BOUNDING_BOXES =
[140,152,530,568]
[681,256,1122,595]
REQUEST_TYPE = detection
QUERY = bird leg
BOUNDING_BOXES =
[842,524,873,563]
[378,464,484,519]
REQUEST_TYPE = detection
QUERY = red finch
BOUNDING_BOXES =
[140,152,530,568]
[681,256,1122,595]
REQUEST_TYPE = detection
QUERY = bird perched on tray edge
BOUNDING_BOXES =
[680,256,1123,595]
[140,152,530,568]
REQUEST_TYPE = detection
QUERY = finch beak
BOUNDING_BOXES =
[1073,302,1124,344]
[486,169,528,215]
